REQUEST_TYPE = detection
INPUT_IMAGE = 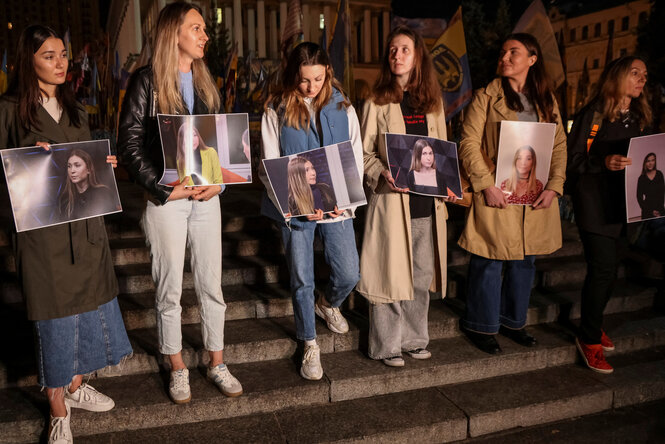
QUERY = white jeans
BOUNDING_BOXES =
[142,197,225,355]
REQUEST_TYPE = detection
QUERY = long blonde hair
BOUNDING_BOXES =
[265,42,350,130]
[176,122,211,172]
[504,146,538,195]
[152,2,220,114]
[287,156,315,214]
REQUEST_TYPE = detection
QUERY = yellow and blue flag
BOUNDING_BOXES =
[431,7,472,121]
[0,49,7,95]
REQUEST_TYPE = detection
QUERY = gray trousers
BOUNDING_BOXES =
[368,216,434,360]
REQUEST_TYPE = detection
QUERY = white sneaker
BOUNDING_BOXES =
[382,356,405,367]
[169,368,192,404]
[300,343,323,380]
[314,299,349,334]
[207,364,243,397]
[64,383,115,412]
[48,403,72,444]
[406,348,432,360]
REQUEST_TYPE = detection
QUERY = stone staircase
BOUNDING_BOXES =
[0,180,663,443]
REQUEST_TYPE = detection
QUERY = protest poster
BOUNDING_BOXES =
[157,113,251,186]
[262,141,366,217]
[1,140,121,232]
[385,133,462,199]
[625,133,665,223]
[495,121,556,205]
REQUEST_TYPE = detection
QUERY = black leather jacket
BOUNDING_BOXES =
[117,65,214,204]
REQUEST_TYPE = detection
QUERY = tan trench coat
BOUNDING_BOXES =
[457,78,567,260]
[357,99,448,304]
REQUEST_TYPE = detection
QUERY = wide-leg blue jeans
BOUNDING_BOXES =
[462,254,536,334]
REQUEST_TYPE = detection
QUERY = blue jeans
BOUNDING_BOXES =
[462,254,536,334]
[279,217,360,341]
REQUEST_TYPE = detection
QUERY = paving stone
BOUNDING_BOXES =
[276,388,467,443]
[440,365,613,437]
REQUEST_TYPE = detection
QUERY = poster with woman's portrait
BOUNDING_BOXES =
[384,133,463,199]
[625,133,665,223]
[262,141,366,217]
[157,113,251,186]
[1,140,122,232]
[495,121,556,205]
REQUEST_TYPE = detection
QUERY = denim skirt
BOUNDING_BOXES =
[34,297,132,388]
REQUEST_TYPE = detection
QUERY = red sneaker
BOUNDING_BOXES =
[600,330,615,352]
[575,338,614,374]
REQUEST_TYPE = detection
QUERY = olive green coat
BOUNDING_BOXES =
[357,99,448,304]
[0,96,117,320]
[457,78,567,260]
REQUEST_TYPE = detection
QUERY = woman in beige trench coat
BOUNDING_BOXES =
[457,33,567,354]
[357,25,451,367]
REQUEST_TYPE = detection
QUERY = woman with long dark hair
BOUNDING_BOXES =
[357,25,452,367]
[457,33,567,354]
[0,25,131,443]
[636,152,664,220]
[260,41,362,380]
[567,56,651,373]
[118,2,242,403]
[59,148,116,220]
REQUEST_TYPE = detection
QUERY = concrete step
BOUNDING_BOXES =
[7,345,665,443]
[0,281,657,389]
[320,310,665,403]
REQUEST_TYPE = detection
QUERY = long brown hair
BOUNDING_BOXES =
[590,56,652,130]
[265,42,350,130]
[152,2,220,114]
[500,33,556,123]
[372,25,442,114]
[641,152,657,176]
[59,149,106,218]
[503,145,538,195]
[6,24,81,130]
[409,139,436,172]
[287,156,315,214]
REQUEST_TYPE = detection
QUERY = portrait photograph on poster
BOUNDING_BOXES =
[384,133,463,199]
[1,140,122,232]
[625,133,665,223]
[495,121,556,205]
[157,113,251,186]
[262,141,366,218]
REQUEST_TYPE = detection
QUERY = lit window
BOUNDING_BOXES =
[320,13,325,30]
[217,8,222,24]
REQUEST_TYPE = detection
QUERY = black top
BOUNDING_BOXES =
[67,185,117,221]
[567,100,645,237]
[406,169,447,197]
[637,169,665,219]
[400,92,434,219]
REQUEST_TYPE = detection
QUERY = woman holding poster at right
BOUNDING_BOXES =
[457,33,567,355]
[358,25,451,367]
[567,56,651,373]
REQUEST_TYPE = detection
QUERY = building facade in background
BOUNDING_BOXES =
[549,0,652,117]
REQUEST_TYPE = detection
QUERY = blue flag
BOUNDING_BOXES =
[328,0,352,95]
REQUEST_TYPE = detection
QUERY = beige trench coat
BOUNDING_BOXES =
[357,99,449,304]
[457,78,567,260]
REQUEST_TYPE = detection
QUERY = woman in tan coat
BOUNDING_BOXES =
[457,33,567,354]
[358,25,451,367]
